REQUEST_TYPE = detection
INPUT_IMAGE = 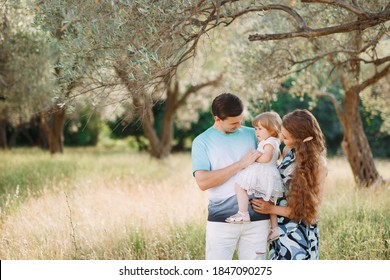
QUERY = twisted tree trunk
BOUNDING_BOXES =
[333,30,386,187]
[39,106,66,154]
[116,63,221,159]
[339,87,380,187]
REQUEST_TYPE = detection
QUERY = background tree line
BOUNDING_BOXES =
[4,81,390,159]
[1,0,389,187]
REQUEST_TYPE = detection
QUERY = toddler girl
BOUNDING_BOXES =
[226,111,284,242]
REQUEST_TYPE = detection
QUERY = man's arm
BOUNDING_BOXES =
[194,150,261,191]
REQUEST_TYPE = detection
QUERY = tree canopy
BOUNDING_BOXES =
[1,0,389,186]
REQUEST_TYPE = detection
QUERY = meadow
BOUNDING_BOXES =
[0,147,389,260]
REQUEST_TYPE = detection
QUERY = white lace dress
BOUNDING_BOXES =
[235,137,284,202]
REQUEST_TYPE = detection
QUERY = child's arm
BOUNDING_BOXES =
[255,144,274,163]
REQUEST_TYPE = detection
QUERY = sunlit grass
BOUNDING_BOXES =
[320,158,390,260]
[0,147,389,259]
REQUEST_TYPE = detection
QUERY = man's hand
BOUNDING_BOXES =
[239,150,261,170]
[194,149,261,191]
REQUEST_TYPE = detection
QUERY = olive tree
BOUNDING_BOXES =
[33,0,389,187]
[0,1,56,149]
[211,0,390,187]
[33,0,223,158]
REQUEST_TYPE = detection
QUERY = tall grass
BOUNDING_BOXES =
[0,148,389,259]
[320,158,390,260]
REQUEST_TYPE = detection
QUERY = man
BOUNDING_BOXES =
[191,93,269,260]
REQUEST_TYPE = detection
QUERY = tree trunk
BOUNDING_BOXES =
[339,88,380,187]
[115,64,220,159]
[334,30,381,187]
[115,65,169,159]
[0,117,7,149]
[39,107,66,154]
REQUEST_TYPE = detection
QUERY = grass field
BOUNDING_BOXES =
[0,147,389,260]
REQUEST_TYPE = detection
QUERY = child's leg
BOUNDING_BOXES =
[225,184,251,223]
[235,184,249,213]
[268,214,279,241]
[270,214,278,229]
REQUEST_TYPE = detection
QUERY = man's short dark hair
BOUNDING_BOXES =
[211,93,243,120]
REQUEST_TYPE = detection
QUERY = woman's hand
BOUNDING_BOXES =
[251,198,273,214]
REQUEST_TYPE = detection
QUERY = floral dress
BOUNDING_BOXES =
[268,149,320,260]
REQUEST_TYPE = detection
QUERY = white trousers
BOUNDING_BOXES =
[205,220,269,260]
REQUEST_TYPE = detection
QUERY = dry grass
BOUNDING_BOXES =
[0,148,389,259]
[0,148,207,259]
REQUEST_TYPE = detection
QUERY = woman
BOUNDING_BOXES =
[251,109,328,260]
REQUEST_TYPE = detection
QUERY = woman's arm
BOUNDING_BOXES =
[251,198,291,217]
[252,156,328,217]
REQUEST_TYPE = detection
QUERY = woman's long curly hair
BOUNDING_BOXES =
[282,109,326,225]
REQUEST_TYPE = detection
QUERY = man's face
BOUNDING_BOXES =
[215,115,243,134]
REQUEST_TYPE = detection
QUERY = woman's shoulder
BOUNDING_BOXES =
[282,146,292,157]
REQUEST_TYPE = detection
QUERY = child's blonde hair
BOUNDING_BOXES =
[252,111,282,138]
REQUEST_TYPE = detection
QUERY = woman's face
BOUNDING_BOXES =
[280,126,296,148]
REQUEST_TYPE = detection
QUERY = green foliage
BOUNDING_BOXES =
[33,0,204,93]
[361,109,390,158]
[106,112,149,151]
[64,104,102,146]
[255,79,344,156]
[2,0,388,163]
[244,78,389,158]
[173,108,214,151]
[0,22,55,127]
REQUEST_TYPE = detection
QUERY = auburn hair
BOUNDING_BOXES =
[282,109,326,224]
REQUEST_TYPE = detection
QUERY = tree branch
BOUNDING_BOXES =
[315,90,344,120]
[248,14,390,41]
[354,56,390,66]
[301,0,369,18]
[175,75,222,111]
[190,4,308,31]
[1,1,7,9]
[357,63,390,92]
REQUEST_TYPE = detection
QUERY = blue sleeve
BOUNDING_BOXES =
[191,137,211,177]
[253,129,258,149]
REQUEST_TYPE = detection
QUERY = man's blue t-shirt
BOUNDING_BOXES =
[192,126,270,222]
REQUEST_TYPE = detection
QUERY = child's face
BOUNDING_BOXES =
[254,122,271,141]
